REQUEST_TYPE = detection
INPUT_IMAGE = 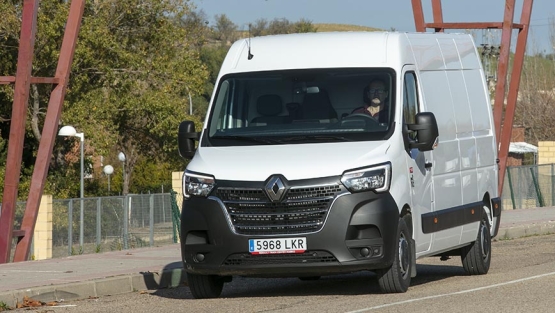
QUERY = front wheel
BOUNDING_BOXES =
[186,273,224,299]
[376,217,412,293]
[461,215,491,275]
[298,276,321,281]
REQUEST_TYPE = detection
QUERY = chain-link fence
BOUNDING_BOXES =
[8,192,184,260]
[502,163,555,210]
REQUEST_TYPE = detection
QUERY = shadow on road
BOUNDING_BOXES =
[149,262,467,300]
[141,261,186,290]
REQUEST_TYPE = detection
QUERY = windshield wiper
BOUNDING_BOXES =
[278,135,351,143]
[211,135,281,144]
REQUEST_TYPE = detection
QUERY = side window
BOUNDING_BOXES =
[403,72,419,139]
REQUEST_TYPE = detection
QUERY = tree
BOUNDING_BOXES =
[213,14,237,45]
[63,0,209,195]
[0,0,74,201]
[267,18,291,35]
[293,19,318,33]
[250,19,268,37]
[0,0,209,199]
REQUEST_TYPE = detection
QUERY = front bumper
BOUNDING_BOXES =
[180,185,399,277]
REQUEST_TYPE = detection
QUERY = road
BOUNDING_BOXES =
[38,234,555,313]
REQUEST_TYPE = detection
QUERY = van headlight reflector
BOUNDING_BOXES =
[183,171,215,198]
[341,163,391,193]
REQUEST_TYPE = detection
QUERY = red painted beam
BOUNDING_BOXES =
[411,0,426,32]
[0,77,59,84]
[497,0,534,195]
[431,0,444,32]
[426,22,504,29]
[0,0,39,264]
[0,76,16,84]
[493,0,516,146]
[13,0,86,262]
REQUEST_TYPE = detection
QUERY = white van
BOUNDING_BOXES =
[177,31,501,299]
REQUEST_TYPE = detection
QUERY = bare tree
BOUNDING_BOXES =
[512,20,555,144]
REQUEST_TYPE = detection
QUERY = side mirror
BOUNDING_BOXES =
[407,112,439,151]
[178,121,199,159]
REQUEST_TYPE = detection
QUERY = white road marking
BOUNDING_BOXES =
[346,271,555,312]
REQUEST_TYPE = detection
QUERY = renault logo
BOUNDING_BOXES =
[265,176,285,202]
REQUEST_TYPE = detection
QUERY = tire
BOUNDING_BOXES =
[186,273,224,299]
[377,217,412,293]
[461,215,491,275]
[298,276,321,281]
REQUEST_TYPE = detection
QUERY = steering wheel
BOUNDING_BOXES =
[342,113,380,128]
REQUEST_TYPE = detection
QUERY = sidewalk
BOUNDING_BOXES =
[1,207,555,307]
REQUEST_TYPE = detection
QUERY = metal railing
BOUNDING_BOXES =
[12,192,184,259]
[503,163,555,210]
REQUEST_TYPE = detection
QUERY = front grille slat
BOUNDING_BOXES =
[224,250,338,266]
[216,184,343,236]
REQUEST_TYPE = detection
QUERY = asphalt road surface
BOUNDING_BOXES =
[33,234,555,313]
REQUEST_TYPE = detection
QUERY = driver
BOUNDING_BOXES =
[351,79,389,122]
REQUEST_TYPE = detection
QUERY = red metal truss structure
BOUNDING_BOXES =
[0,0,85,263]
[411,0,533,195]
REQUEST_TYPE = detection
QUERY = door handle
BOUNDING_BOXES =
[425,161,433,169]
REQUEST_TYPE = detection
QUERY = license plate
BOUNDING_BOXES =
[249,237,307,255]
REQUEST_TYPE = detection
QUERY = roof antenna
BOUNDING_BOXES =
[247,24,254,60]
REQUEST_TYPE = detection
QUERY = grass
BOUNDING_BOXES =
[0,301,11,311]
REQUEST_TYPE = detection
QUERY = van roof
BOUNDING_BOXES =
[219,31,481,75]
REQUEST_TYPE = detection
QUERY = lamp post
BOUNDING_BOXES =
[118,152,126,195]
[58,125,85,249]
[103,165,114,193]
[185,85,192,115]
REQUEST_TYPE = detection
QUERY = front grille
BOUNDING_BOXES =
[216,184,343,235]
[223,250,338,266]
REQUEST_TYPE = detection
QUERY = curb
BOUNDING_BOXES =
[0,268,188,308]
[495,221,555,240]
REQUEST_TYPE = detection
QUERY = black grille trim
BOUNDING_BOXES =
[223,250,338,266]
[215,183,345,236]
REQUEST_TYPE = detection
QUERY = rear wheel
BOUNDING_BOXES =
[186,273,224,299]
[461,214,491,275]
[377,217,412,293]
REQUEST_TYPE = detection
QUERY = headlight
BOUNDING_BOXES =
[183,171,215,198]
[341,163,391,193]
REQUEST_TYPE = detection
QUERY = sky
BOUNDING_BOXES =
[191,0,554,54]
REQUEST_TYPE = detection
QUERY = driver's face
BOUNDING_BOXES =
[368,81,388,106]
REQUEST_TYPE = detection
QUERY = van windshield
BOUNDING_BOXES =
[205,68,396,146]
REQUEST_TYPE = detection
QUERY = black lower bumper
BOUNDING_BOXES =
[180,191,399,277]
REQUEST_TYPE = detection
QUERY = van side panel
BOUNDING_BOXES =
[419,70,463,251]
[453,38,482,69]
[437,38,462,70]
[466,66,498,237]
[447,70,480,244]
[409,33,498,253]
[409,38,445,71]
